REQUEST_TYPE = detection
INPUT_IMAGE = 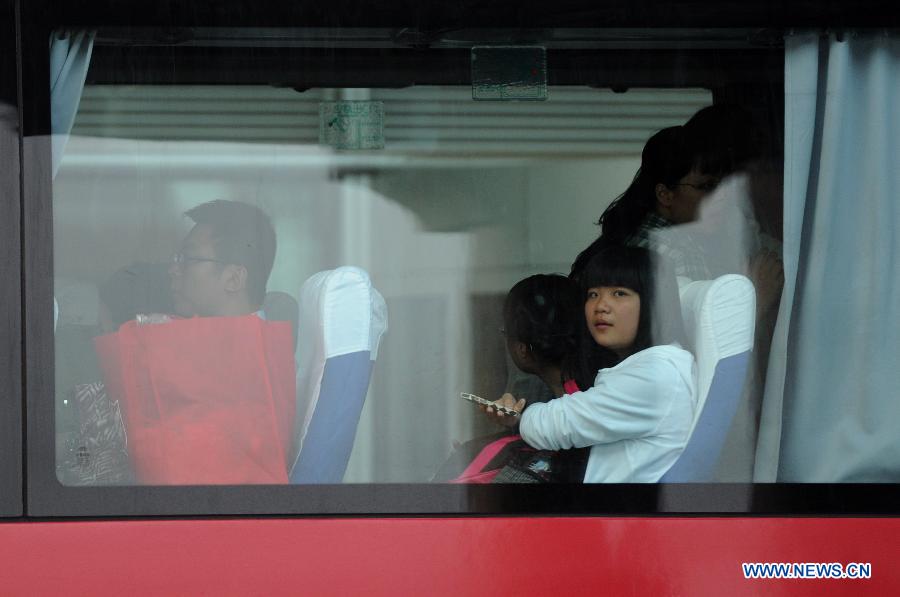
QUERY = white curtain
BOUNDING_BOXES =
[756,31,900,481]
[50,29,94,177]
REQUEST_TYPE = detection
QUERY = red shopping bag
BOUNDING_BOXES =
[95,315,296,485]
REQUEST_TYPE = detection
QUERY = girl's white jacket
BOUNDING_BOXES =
[520,344,697,482]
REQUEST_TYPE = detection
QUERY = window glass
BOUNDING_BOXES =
[51,27,792,490]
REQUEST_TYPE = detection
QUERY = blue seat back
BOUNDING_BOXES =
[289,267,387,484]
[661,352,751,482]
[290,352,374,483]
[661,274,755,482]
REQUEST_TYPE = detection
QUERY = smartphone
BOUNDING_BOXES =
[460,392,519,417]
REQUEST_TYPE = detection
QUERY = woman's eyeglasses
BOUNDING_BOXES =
[674,179,721,192]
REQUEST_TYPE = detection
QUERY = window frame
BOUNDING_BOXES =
[19,0,900,518]
[0,0,23,518]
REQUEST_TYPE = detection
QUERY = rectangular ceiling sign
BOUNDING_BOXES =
[471,46,548,101]
[319,100,385,149]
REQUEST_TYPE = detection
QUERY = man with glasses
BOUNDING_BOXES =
[169,199,276,318]
[90,199,295,484]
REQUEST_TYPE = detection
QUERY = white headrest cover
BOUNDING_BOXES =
[298,266,387,361]
[679,274,755,416]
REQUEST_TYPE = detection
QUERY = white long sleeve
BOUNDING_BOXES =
[519,344,696,482]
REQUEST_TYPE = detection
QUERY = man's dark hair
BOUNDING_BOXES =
[185,200,276,306]
[685,103,765,176]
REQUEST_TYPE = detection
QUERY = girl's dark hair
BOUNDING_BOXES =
[578,246,688,366]
[570,126,697,280]
[503,274,596,390]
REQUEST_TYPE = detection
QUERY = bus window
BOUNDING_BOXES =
[54,73,722,485]
[40,20,900,517]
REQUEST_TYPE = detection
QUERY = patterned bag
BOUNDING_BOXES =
[58,381,135,486]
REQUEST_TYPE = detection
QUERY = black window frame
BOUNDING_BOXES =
[0,0,23,518]
[18,0,900,518]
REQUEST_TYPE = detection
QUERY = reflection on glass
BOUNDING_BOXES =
[54,62,799,485]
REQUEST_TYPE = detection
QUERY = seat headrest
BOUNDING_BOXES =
[298,266,388,361]
[55,280,100,326]
[679,274,755,413]
[263,291,300,350]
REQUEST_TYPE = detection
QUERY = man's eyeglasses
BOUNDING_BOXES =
[673,180,720,192]
[172,252,226,266]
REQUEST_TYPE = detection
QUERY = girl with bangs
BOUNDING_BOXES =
[488,246,697,483]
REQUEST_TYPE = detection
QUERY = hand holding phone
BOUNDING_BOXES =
[460,392,520,417]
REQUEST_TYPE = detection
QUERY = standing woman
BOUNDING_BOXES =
[570,126,721,283]
[490,246,697,483]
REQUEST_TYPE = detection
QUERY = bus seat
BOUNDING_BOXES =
[289,266,387,484]
[262,291,299,351]
[660,274,755,482]
[55,279,100,327]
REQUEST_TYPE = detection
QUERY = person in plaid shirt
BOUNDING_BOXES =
[571,125,721,283]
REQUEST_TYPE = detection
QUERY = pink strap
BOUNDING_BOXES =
[452,435,521,482]
[454,469,501,484]
[563,379,581,394]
